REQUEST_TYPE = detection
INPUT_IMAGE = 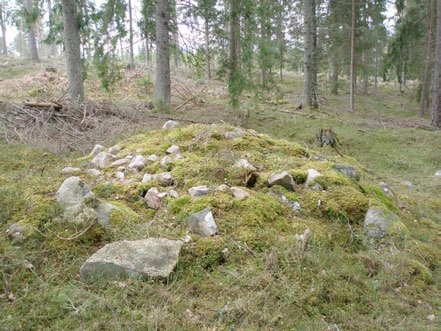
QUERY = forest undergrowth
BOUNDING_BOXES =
[0,58,440,330]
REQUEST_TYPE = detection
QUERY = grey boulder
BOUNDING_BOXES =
[80,238,183,281]
[268,171,295,191]
[188,208,218,236]
[364,207,409,238]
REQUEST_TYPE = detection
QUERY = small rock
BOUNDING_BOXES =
[142,174,153,183]
[163,120,179,129]
[435,170,441,177]
[175,153,185,160]
[188,208,218,237]
[234,159,257,171]
[268,171,295,191]
[230,187,249,200]
[6,222,27,241]
[426,314,435,322]
[161,156,172,169]
[147,154,160,162]
[379,182,395,198]
[128,155,147,170]
[80,238,183,280]
[189,185,210,197]
[305,169,322,186]
[216,184,230,192]
[166,145,180,154]
[61,167,81,174]
[309,183,324,191]
[281,195,301,212]
[144,187,163,209]
[93,202,117,227]
[135,148,144,153]
[152,172,173,186]
[91,144,105,156]
[333,164,359,181]
[115,171,125,180]
[401,181,416,190]
[313,155,328,162]
[168,190,180,198]
[87,169,102,177]
[111,158,130,167]
[225,131,245,139]
[56,176,96,215]
[364,206,409,238]
[92,152,115,169]
[109,146,123,155]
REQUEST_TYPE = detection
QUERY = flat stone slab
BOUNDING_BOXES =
[189,185,210,197]
[80,238,183,281]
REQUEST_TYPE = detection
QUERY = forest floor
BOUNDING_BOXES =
[0,57,440,330]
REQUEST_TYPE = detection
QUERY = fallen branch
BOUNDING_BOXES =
[50,221,95,241]
[24,101,63,111]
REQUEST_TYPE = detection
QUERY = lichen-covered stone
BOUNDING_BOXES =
[80,238,183,280]
[268,171,295,191]
[92,152,114,169]
[189,185,210,197]
[364,207,410,238]
[333,164,359,181]
[188,208,218,236]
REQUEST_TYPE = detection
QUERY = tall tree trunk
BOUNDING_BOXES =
[350,0,357,111]
[420,0,435,117]
[24,0,39,62]
[0,3,7,55]
[432,0,441,127]
[62,0,84,102]
[204,16,211,80]
[301,0,318,109]
[228,0,240,107]
[362,50,368,95]
[154,0,171,109]
[47,0,56,56]
[128,0,135,68]
[330,57,338,95]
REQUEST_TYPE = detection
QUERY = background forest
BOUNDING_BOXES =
[0,0,440,330]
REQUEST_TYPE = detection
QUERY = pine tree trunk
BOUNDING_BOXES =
[431,0,441,127]
[204,16,211,80]
[61,0,84,102]
[154,0,171,109]
[301,0,318,109]
[0,4,7,55]
[362,50,368,95]
[350,0,357,111]
[128,0,135,68]
[24,0,39,62]
[47,0,56,56]
[420,0,435,117]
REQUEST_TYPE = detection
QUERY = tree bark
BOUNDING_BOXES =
[0,3,7,55]
[61,0,85,102]
[432,0,441,127]
[24,0,39,62]
[301,0,318,109]
[204,16,211,80]
[350,0,357,111]
[47,0,56,56]
[154,0,171,109]
[420,0,435,117]
[128,0,135,68]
